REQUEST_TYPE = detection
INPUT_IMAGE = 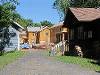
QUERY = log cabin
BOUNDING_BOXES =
[64,8,100,59]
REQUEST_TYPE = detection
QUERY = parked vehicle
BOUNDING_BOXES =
[21,43,30,49]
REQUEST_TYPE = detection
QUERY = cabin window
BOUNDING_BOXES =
[45,32,48,36]
[88,31,92,38]
[78,26,83,39]
[83,32,86,40]
[60,28,62,31]
[33,33,34,36]
[56,34,61,43]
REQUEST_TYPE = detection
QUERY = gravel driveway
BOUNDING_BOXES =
[0,50,99,75]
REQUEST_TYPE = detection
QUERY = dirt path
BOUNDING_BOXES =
[0,51,99,75]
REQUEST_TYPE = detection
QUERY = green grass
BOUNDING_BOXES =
[55,56,100,71]
[0,51,26,69]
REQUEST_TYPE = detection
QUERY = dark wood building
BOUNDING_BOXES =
[64,8,100,59]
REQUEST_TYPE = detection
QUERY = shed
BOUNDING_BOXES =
[4,21,24,51]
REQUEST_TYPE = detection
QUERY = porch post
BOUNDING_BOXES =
[61,27,67,55]
[62,32,65,55]
[67,28,69,51]
[35,32,37,44]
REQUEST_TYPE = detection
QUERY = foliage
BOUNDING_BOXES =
[32,23,41,27]
[0,0,19,5]
[0,1,19,54]
[0,2,19,27]
[40,20,53,27]
[71,0,100,8]
[26,19,33,26]
[12,12,21,20]
[53,0,70,21]
[16,18,32,27]
[53,0,100,21]
[0,51,26,69]
[55,56,100,71]
[16,19,53,27]
[15,18,42,27]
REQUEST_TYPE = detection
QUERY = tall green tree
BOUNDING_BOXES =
[53,0,70,21]
[53,0,100,21]
[0,2,19,27]
[40,20,53,27]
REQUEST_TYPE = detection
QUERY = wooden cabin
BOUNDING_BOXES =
[39,27,50,45]
[26,23,68,49]
[64,8,100,59]
[50,22,63,44]
[50,22,68,44]
[27,27,41,45]
[27,26,51,46]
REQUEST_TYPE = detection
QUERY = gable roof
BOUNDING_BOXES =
[27,26,50,32]
[70,8,100,21]
[27,27,41,32]
[51,22,63,29]
[11,21,24,31]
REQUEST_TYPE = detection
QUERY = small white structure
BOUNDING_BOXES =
[4,21,24,51]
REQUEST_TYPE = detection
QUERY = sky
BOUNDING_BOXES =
[16,0,60,24]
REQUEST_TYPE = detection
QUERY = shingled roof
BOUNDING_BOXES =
[27,27,41,32]
[70,8,100,21]
[27,26,49,32]
[51,22,63,29]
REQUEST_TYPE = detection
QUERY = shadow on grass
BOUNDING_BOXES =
[0,50,17,57]
[90,59,100,72]
[96,71,100,73]
[90,59,100,66]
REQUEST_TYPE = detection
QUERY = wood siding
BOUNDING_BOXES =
[4,26,19,51]
[64,8,100,59]
[28,32,37,44]
[50,26,62,43]
[39,28,50,44]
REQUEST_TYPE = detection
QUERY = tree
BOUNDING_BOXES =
[53,0,100,21]
[16,18,33,27]
[0,0,19,5]
[32,23,41,27]
[40,20,53,27]
[26,19,33,27]
[0,2,19,27]
[0,1,19,55]
[71,0,100,8]
[53,0,70,21]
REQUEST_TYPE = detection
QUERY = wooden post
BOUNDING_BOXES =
[67,28,69,51]
[62,32,65,55]
[61,27,67,55]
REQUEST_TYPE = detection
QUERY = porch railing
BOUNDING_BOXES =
[53,40,68,55]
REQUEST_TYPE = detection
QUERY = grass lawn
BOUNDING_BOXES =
[55,56,100,71]
[0,51,26,69]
